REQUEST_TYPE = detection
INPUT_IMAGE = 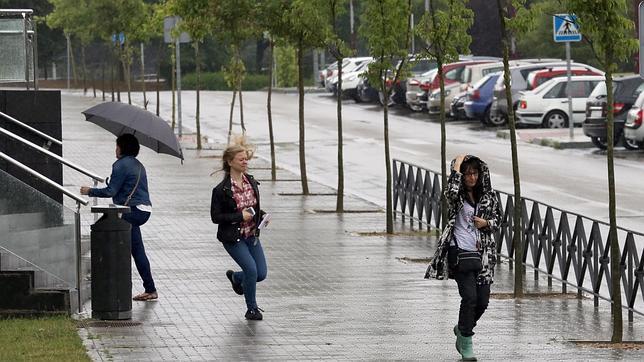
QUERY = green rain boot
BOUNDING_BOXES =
[459,335,477,361]
[453,325,463,353]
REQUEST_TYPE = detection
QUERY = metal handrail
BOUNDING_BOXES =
[0,125,104,182]
[392,158,644,319]
[0,111,62,147]
[0,151,88,206]
[0,9,34,14]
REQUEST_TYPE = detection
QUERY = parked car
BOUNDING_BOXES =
[384,56,436,107]
[356,76,380,103]
[584,75,644,150]
[623,89,644,149]
[526,66,603,90]
[425,60,497,117]
[320,61,339,88]
[449,92,469,120]
[325,57,372,93]
[516,75,604,128]
[406,69,437,111]
[334,59,374,100]
[464,72,502,124]
[491,61,602,126]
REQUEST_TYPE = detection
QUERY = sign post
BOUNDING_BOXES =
[553,14,582,139]
[163,16,191,137]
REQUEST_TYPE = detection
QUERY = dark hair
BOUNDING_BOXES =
[117,133,140,157]
[460,157,483,203]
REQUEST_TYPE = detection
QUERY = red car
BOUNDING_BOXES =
[526,66,603,90]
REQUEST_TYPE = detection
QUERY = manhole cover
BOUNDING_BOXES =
[81,320,142,328]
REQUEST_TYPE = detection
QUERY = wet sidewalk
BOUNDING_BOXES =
[59,94,644,361]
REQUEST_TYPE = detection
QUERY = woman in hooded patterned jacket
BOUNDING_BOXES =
[426,154,502,361]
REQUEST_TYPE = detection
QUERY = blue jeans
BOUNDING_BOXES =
[122,207,156,293]
[224,236,267,309]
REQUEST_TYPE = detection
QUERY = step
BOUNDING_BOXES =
[0,212,46,233]
[1,224,77,286]
[0,271,70,315]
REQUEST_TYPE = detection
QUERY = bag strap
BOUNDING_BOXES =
[124,165,142,206]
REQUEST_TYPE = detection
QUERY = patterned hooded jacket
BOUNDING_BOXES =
[425,155,502,285]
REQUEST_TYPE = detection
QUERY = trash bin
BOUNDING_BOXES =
[90,205,132,320]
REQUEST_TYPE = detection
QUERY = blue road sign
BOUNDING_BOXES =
[553,14,581,42]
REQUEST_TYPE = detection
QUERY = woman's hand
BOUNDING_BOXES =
[242,210,253,221]
[453,154,466,173]
[80,186,91,195]
[473,216,488,229]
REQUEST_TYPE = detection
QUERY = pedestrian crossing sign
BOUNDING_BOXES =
[553,14,581,42]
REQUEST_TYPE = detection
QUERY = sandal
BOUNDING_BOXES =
[132,292,158,301]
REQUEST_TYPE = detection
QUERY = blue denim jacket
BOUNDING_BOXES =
[89,156,151,206]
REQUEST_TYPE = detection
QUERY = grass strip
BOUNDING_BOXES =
[0,316,89,361]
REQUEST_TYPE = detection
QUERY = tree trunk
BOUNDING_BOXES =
[228,89,237,145]
[101,61,105,101]
[297,41,309,195]
[606,62,623,343]
[336,56,344,212]
[267,41,277,181]
[239,82,245,133]
[69,39,78,87]
[497,0,523,297]
[195,42,202,150]
[116,46,121,102]
[141,43,147,110]
[111,47,115,101]
[437,58,448,228]
[384,77,393,234]
[122,46,132,105]
[156,43,163,117]
[81,45,87,95]
[171,43,176,130]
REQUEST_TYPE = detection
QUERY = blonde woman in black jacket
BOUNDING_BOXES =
[210,137,267,320]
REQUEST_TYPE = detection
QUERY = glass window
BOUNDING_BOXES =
[544,82,565,98]
[445,67,464,81]
[482,67,503,76]
[568,81,586,98]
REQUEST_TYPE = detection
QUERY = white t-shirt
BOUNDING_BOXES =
[451,200,479,251]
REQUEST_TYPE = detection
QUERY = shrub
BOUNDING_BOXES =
[182,72,269,91]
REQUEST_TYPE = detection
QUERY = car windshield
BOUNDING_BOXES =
[588,81,620,99]
[472,73,494,89]
[410,59,437,73]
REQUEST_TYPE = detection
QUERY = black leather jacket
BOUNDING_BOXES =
[210,173,263,244]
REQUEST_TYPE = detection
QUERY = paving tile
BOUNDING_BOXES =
[58,93,644,361]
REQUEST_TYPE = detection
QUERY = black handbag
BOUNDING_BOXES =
[456,249,483,273]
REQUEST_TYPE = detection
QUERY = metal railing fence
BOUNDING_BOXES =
[393,159,644,320]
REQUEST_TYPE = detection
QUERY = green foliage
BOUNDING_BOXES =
[182,71,269,90]
[564,0,638,73]
[47,0,95,44]
[222,50,247,87]
[324,0,353,60]
[275,45,298,87]
[360,0,411,95]
[416,0,473,64]
[282,0,330,50]
[0,316,89,361]
[169,0,213,43]
[515,1,600,68]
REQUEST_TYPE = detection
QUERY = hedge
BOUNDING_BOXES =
[181,72,269,91]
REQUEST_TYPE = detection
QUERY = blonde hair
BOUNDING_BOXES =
[221,135,255,174]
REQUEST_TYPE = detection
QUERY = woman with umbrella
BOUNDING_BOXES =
[80,133,158,301]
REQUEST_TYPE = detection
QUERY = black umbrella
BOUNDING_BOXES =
[82,102,183,160]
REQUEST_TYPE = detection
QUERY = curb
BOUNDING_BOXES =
[496,129,593,149]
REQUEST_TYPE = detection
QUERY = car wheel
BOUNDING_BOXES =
[543,110,568,129]
[591,137,609,150]
[623,134,640,150]
[487,111,507,127]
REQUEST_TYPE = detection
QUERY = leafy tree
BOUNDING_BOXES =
[324,0,352,212]
[211,0,258,143]
[496,0,536,298]
[565,0,638,343]
[416,0,473,227]
[281,0,330,195]
[361,0,412,233]
[257,0,293,181]
[275,45,298,87]
[171,0,214,150]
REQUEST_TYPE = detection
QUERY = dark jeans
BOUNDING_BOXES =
[448,246,490,337]
[224,236,267,310]
[122,207,156,293]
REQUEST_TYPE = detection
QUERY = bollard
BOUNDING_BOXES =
[90,205,132,320]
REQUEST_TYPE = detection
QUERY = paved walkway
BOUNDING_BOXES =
[59,93,644,361]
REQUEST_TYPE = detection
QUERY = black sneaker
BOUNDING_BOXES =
[226,270,244,295]
[245,307,264,321]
